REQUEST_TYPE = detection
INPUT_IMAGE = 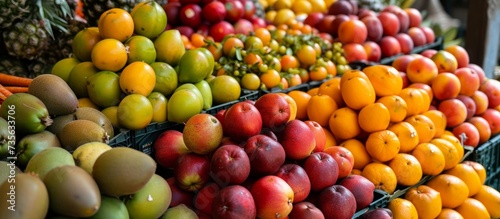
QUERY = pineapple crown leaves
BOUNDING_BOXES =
[34,0,73,39]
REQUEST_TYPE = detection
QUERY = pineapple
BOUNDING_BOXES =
[0,0,30,28]
[0,56,30,78]
[81,0,147,26]
[2,19,50,60]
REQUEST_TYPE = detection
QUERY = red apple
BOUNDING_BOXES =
[224,0,245,23]
[167,177,195,207]
[183,113,223,155]
[163,1,182,26]
[304,12,324,28]
[359,208,393,219]
[209,21,235,42]
[468,116,491,144]
[250,175,294,218]
[304,120,326,152]
[452,122,480,148]
[400,71,410,88]
[260,129,278,141]
[378,12,400,36]
[202,1,226,24]
[330,14,350,37]
[277,120,316,160]
[338,174,375,211]
[175,153,211,192]
[210,144,251,186]
[456,95,477,120]
[454,67,480,97]
[479,79,500,108]
[215,109,226,127]
[254,93,291,132]
[317,185,357,219]
[395,33,414,54]
[180,0,200,5]
[194,182,220,215]
[343,43,368,63]
[179,4,202,29]
[316,15,336,36]
[303,152,339,192]
[275,164,312,203]
[154,130,190,169]
[323,146,354,179]
[361,15,383,42]
[242,0,256,19]
[212,185,256,219]
[250,16,266,29]
[480,108,500,135]
[244,134,286,176]
[362,41,382,63]
[196,23,210,36]
[176,25,195,38]
[223,101,262,142]
[438,98,468,128]
[234,18,254,35]
[289,201,325,219]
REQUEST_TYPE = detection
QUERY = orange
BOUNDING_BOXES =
[324,60,337,76]
[341,76,376,110]
[455,198,490,219]
[254,27,271,46]
[439,133,465,162]
[444,163,482,197]
[422,110,447,137]
[411,142,446,176]
[90,38,128,72]
[277,93,297,121]
[426,174,469,208]
[358,103,391,133]
[404,114,436,143]
[388,122,419,153]
[376,95,408,123]
[431,138,462,171]
[361,163,398,194]
[296,44,317,67]
[244,52,263,67]
[280,54,300,72]
[280,76,289,90]
[415,88,431,113]
[473,185,500,218]
[222,37,244,57]
[260,69,281,89]
[365,130,400,162]
[436,208,464,219]
[363,65,403,96]
[309,66,328,81]
[351,169,362,175]
[288,90,311,121]
[318,77,344,107]
[205,41,223,62]
[462,161,487,184]
[408,83,434,103]
[190,33,206,48]
[241,73,261,90]
[388,153,423,187]
[328,107,361,140]
[98,8,134,42]
[387,198,418,219]
[405,185,442,219]
[291,0,313,14]
[398,87,425,117]
[322,127,337,149]
[287,74,302,87]
[307,87,319,96]
[339,138,371,170]
[307,94,338,127]
[340,69,369,87]
[119,61,156,96]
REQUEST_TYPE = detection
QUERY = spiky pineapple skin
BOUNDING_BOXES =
[2,19,50,60]
[0,0,30,28]
[0,56,30,78]
[81,0,147,26]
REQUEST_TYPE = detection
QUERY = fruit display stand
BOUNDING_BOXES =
[352,189,390,218]
[467,134,500,191]
[108,89,259,156]
[379,36,444,65]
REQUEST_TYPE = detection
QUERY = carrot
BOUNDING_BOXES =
[0,91,7,101]
[4,86,28,93]
[0,84,13,99]
[0,73,33,87]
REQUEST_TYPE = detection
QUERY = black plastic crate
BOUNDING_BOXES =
[203,89,260,115]
[379,36,444,65]
[352,189,390,219]
[259,82,310,95]
[468,134,500,183]
[484,170,500,191]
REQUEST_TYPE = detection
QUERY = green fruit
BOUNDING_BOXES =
[0,117,9,159]
[209,75,242,104]
[44,165,101,217]
[198,47,215,78]
[68,61,99,98]
[178,48,213,84]
[117,94,154,130]
[92,147,156,197]
[72,27,102,62]
[28,74,79,116]
[16,130,61,168]
[101,106,120,129]
[0,173,49,219]
[24,147,75,180]
[154,29,185,66]
[167,89,203,124]
[195,80,213,110]
[0,160,22,185]
[51,57,81,82]
[72,142,112,175]
[86,71,122,108]
[86,196,129,219]
[74,107,115,139]
[147,92,167,123]
[130,1,167,39]
[174,83,204,107]
[125,174,172,219]
[0,93,52,135]
[151,62,178,97]
[124,35,157,64]
[59,120,110,151]
[161,204,198,219]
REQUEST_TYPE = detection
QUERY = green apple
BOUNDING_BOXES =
[125,174,172,219]
[161,204,198,219]
[72,142,112,175]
